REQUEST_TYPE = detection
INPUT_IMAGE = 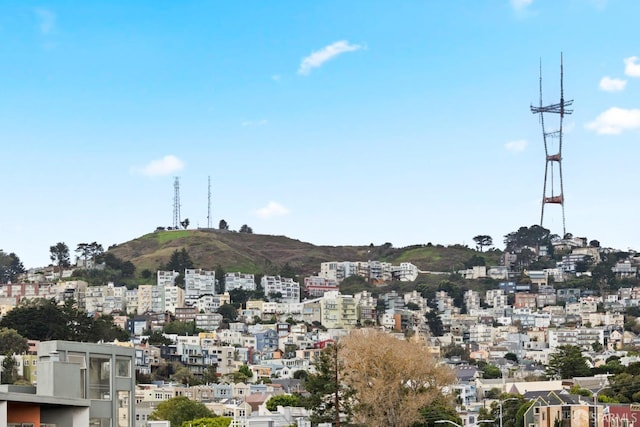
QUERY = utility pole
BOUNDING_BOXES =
[334,344,340,427]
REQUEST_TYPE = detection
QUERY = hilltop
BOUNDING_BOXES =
[107,229,502,277]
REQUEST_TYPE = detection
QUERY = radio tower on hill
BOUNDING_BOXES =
[530,54,573,237]
[173,176,181,229]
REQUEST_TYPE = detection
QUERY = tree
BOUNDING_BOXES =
[49,242,70,274]
[0,298,128,342]
[0,251,25,284]
[473,235,493,252]
[88,241,104,262]
[302,344,354,426]
[181,218,190,229]
[485,394,528,427]
[279,262,298,280]
[164,320,198,335]
[238,364,253,379]
[182,418,232,427]
[217,304,238,322]
[147,331,173,346]
[464,254,486,269]
[225,364,252,383]
[426,309,444,337]
[266,394,302,411]
[415,395,462,427]
[504,352,519,363]
[480,363,502,379]
[215,265,226,294]
[149,396,213,426]
[1,355,18,384]
[165,248,194,272]
[0,328,29,355]
[545,345,592,379]
[218,219,229,230]
[75,243,90,265]
[340,328,456,427]
[239,224,253,233]
[504,225,551,252]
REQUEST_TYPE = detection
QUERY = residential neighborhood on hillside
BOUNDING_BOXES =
[1,229,640,427]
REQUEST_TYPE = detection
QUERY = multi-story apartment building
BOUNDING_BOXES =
[392,262,420,281]
[145,284,184,314]
[320,261,418,283]
[464,290,481,311]
[262,276,300,304]
[225,272,256,292]
[196,312,224,331]
[548,327,605,350]
[185,269,216,306]
[320,291,357,329]
[485,289,508,309]
[157,270,178,287]
[404,290,428,311]
[514,293,538,309]
[435,291,455,312]
[381,290,404,310]
[304,276,339,297]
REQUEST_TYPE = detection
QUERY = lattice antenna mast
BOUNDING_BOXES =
[173,176,181,229]
[530,53,573,237]
[207,176,212,229]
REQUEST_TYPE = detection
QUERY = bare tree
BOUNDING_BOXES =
[340,329,456,427]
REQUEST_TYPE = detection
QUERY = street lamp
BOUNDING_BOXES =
[498,397,520,427]
[435,420,463,427]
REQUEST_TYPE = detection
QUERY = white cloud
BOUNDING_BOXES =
[599,76,627,92]
[510,0,533,12]
[134,155,185,176]
[34,8,56,34]
[255,201,290,219]
[624,56,640,77]
[505,139,528,152]
[298,40,362,75]
[271,74,281,81]
[586,107,640,134]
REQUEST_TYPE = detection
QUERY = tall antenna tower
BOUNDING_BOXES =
[207,176,212,228]
[173,176,181,229]
[530,53,573,237]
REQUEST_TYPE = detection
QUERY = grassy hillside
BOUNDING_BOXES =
[108,229,502,277]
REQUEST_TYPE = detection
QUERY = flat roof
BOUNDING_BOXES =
[0,391,90,407]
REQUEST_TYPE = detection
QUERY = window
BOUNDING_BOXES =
[118,390,130,427]
[89,356,111,400]
[116,358,130,377]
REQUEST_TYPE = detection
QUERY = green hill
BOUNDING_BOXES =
[107,229,502,278]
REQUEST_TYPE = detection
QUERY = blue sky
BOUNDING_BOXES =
[2,0,640,268]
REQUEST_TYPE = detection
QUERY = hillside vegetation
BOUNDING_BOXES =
[107,229,502,277]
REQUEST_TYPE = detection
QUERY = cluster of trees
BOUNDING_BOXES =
[218,219,253,233]
[0,298,129,343]
[149,329,456,427]
[156,218,191,231]
[299,329,457,427]
[0,250,25,283]
[504,225,554,252]
[0,327,29,384]
[75,241,104,264]
[473,235,493,252]
[149,396,230,426]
